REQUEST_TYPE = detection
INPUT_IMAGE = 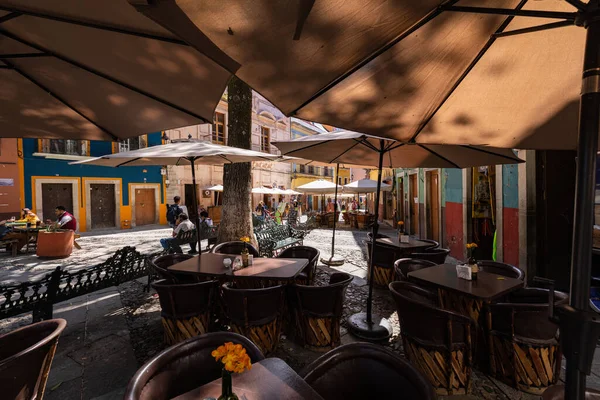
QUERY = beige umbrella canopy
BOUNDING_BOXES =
[130,0,582,150]
[0,0,232,140]
[344,179,392,193]
[295,179,342,194]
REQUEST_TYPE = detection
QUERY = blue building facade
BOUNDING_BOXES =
[19,133,166,232]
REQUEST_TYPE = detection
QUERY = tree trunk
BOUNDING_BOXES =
[218,76,254,244]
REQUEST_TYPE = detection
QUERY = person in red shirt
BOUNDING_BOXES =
[52,206,77,231]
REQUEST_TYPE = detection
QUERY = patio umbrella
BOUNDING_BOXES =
[344,178,392,214]
[72,140,279,250]
[282,189,302,195]
[273,131,522,342]
[0,0,236,141]
[206,184,223,192]
[131,2,600,393]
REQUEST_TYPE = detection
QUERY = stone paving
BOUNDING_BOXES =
[1,223,600,399]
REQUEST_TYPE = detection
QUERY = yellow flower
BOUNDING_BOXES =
[397,221,404,225]
[212,342,252,373]
[240,236,250,243]
[465,243,478,250]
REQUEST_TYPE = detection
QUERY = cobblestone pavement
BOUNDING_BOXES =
[2,223,598,399]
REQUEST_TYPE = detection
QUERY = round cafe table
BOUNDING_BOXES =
[375,236,433,253]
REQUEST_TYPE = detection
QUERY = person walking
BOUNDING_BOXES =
[166,196,184,228]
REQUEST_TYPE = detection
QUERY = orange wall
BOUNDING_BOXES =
[0,139,22,219]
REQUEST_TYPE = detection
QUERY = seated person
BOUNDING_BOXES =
[160,213,195,254]
[16,208,40,225]
[0,220,27,252]
[199,211,213,227]
[46,206,77,231]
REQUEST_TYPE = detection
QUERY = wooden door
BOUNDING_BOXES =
[135,188,156,226]
[427,170,440,242]
[42,183,73,222]
[90,184,116,229]
[397,178,405,222]
[409,174,419,235]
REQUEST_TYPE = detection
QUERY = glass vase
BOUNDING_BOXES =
[218,369,239,400]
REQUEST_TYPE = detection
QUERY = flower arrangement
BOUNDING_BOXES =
[397,220,405,234]
[212,342,252,400]
[465,242,478,258]
[240,236,250,267]
[240,236,250,244]
[212,342,252,374]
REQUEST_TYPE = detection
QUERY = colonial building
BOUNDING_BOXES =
[0,139,22,220]
[163,91,294,220]
[18,135,166,232]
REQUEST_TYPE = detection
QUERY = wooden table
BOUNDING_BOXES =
[173,358,323,400]
[375,236,432,252]
[168,253,308,281]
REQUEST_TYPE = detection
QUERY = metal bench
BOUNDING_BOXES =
[1,239,19,257]
[167,223,218,254]
[254,224,306,257]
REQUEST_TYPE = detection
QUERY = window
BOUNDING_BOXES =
[338,177,342,185]
[299,165,306,174]
[308,165,314,175]
[115,135,148,153]
[40,139,89,156]
[213,112,226,144]
[261,126,270,153]
[344,178,349,185]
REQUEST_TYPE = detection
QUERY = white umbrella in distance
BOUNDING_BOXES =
[344,179,392,193]
[72,140,279,251]
[206,184,223,192]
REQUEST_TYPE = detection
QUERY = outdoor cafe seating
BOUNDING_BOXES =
[152,279,219,345]
[410,247,451,264]
[124,332,265,400]
[390,281,474,396]
[149,253,197,285]
[277,245,320,285]
[301,342,437,400]
[220,282,286,355]
[0,319,67,400]
[212,240,260,257]
[291,272,353,351]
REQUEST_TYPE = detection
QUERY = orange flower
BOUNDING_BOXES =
[397,221,404,225]
[212,342,252,373]
[240,236,251,243]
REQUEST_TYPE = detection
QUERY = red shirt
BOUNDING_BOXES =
[57,211,77,231]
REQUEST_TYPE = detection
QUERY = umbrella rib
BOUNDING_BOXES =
[494,20,573,38]
[0,12,21,24]
[0,5,190,46]
[418,144,461,169]
[328,140,364,164]
[440,5,577,20]
[0,29,210,124]
[1,58,119,141]
[458,145,522,163]
[287,0,458,116]
[409,0,528,142]
[116,157,142,167]
[0,53,51,58]
[276,139,334,156]
[355,138,380,153]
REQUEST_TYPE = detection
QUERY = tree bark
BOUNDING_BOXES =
[218,76,254,244]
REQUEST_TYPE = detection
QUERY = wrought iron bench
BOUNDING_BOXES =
[1,239,19,257]
[254,224,306,257]
[167,223,218,254]
[0,246,146,322]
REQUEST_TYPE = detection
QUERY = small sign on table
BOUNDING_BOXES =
[456,264,472,280]
[400,234,410,243]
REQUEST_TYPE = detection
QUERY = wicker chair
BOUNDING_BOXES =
[152,279,219,345]
[488,288,569,394]
[301,342,436,400]
[150,254,198,284]
[221,283,285,355]
[410,247,450,264]
[420,239,439,250]
[394,258,437,281]
[212,241,259,257]
[291,272,352,351]
[0,319,67,400]
[366,240,397,287]
[390,281,474,395]
[124,332,265,400]
[278,246,320,285]
[366,232,390,240]
[477,260,525,280]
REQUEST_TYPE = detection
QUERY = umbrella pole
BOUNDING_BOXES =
[322,163,344,266]
[559,17,600,400]
[348,140,391,341]
[189,157,203,256]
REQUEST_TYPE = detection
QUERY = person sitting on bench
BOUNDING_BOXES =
[160,213,195,253]
[0,220,27,252]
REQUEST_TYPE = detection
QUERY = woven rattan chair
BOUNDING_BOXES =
[365,240,397,287]
[410,247,450,264]
[541,384,600,399]
[488,288,568,394]
[394,258,438,281]
[390,281,474,395]
[0,319,67,400]
[278,246,320,285]
[152,279,219,345]
[212,241,259,257]
[150,254,198,284]
[221,283,285,355]
[291,272,352,351]
[124,332,264,400]
[478,260,525,280]
[419,239,439,250]
[301,342,436,400]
